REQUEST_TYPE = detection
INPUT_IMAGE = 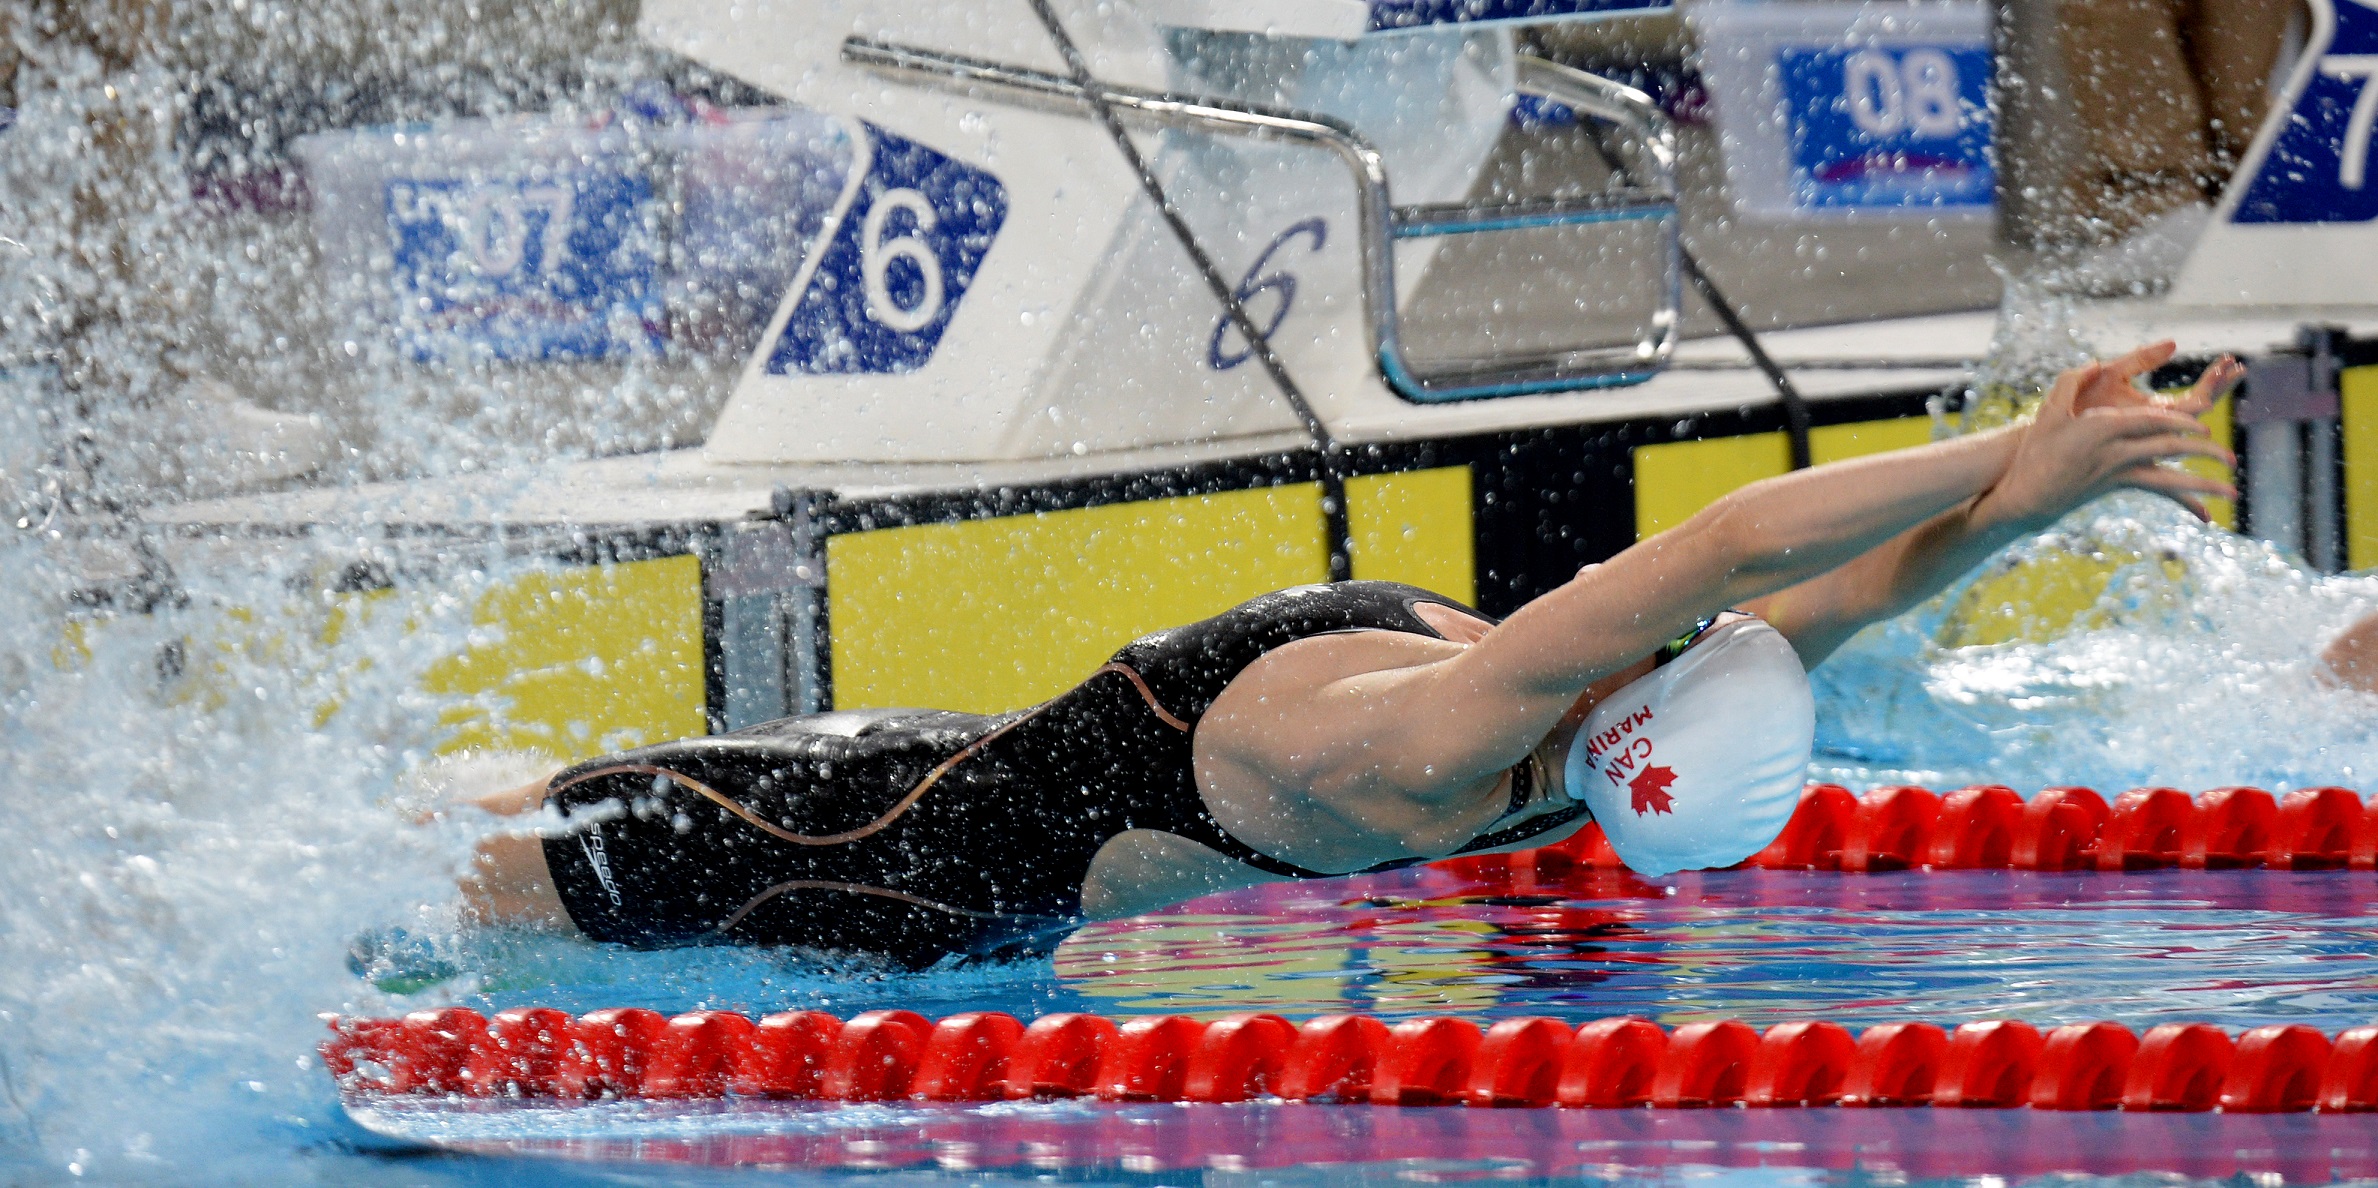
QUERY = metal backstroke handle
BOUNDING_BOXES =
[840,37,1680,403]
[1383,55,1682,400]
[1509,56,1677,209]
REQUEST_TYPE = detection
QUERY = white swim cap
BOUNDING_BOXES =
[1562,617,1815,877]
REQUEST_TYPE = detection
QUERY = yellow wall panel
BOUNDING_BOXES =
[1633,415,1940,541]
[2346,367,2378,569]
[421,554,707,760]
[2187,392,2236,532]
[1808,416,1936,464]
[1938,548,2189,648]
[1633,431,1791,539]
[828,484,1331,714]
[1346,465,1477,605]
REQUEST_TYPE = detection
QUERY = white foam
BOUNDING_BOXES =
[1815,478,2378,793]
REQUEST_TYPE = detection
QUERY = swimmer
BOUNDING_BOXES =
[456,342,2242,966]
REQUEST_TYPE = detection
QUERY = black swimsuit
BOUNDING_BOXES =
[541,580,1588,966]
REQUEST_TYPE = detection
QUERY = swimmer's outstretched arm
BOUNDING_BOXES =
[1205,344,2236,814]
[1752,343,2243,664]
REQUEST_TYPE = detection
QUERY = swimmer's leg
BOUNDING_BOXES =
[456,776,577,932]
[2319,611,2378,695]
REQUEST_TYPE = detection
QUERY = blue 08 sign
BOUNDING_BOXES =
[1778,43,1995,210]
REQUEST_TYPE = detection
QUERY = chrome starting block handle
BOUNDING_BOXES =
[843,38,1679,404]
[1378,56,1681,401]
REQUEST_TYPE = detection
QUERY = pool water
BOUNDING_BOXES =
[1058,867,2378,1029]
[332,863,2378,1184]
[1808,505,2378,795]
[427,866,2378,1035]
[345,1095,2378,1184]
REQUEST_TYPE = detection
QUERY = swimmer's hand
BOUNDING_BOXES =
[2069,340,2244,416]
[1978,345,2240,527]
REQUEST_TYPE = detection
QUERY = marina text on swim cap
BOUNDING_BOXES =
[1585,706,1655,777]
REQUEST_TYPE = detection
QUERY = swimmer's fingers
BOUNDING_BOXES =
[2072,343,2182,413]
[2114,449,2235,491]
[2172,355,2245,414]
[2040,361,2100,417]
[2099,427,2235,473]
[2107,340,2179,386]
[2093,353,2240,418]
[2154,490,2212,521]
[2081,404,2220,445]
[2111,462,2235,521]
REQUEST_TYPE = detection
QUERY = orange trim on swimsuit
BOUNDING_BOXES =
[546,663,1179,849]
[714,878,999,935]
[1094,662,1192,732]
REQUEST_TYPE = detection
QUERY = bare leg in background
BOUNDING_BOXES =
[2321,615,2378,695]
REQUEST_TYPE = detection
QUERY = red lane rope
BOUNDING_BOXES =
[325,784,2378,1110]
[1438,783,2378,879]
[321,1007,2378,1113]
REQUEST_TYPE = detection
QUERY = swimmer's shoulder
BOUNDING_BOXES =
[1204,623,1472,726]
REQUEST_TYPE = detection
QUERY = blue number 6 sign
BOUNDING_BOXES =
[767,122,1010,376]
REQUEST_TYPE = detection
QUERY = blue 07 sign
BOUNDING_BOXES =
[766,122,1009,376]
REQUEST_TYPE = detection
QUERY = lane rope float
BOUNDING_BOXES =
[1454,783,2378,878]
[322,1007,2378,1113]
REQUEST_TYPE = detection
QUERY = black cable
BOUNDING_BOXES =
[1678,250,1812,470]
[1023,0,1356,580]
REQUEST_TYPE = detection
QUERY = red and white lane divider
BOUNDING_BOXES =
[323,1008,2378,1113]
[1452,784,2378,878]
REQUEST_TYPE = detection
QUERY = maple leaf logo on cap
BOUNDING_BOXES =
[1629,765,1678,816]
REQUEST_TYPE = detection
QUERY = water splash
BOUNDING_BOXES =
[0,529,499,1180]
[1959,256,2099,431]
[0,6,732,1180]
[1814,493,2378,792]
[1818,217,2374,795]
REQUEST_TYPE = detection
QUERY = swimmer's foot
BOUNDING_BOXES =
[393,750,560,824]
